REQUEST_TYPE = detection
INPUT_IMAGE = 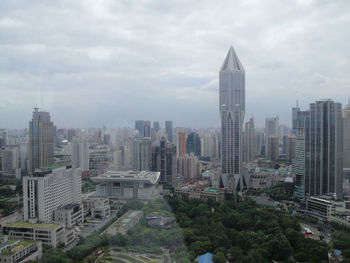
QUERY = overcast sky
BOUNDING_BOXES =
[1,0,349,129]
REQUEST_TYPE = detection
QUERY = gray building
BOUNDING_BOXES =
[92,170,162,200]
[1,145,21,180]
[294,100,343,199]
[243,117,256,162]
[29,108,54,174]
[71,136,89,172]
[219,46,245,191]
[344,102,350,169]
[265,116,279,156]
[132,137,152,171]
[165,121,173,143]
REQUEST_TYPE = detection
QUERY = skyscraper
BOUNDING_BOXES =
[265,116,279,156]
[294,100,343,198]
[165,121,173,143]
[186,132,201,157]
[71,136,89,172]
[292,101,300,136]
[219,46,245,190]
[344,102,350,169]
[243,117,256,162]
[153,121,160,132]
[267,136,279,161]
[177,131,187,157]
[29,108,54,174]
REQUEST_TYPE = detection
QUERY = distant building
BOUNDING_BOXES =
[71,136,89,172]
[285,136,296,163]
[132,137,152,171]
[267,136,279,161]
[165,121,173,143]
[153,121,160,133]
[174,180,225,202]
[92,170,162,200]
[265,117,279,156]
[243,117,256,162]
[344,102,350,169]
[249,168,272,190]
[23,166,82,223]
[177,132,187,157]
[1,145,21,180]
[29,108,54,174]
[177,153,202,179]
[151,137,177,184]
[186,132,201,156]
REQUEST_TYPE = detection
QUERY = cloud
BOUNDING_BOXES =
[0,0,350,129]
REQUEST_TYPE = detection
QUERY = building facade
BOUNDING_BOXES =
[344,102,350,169]
[219,46,245,191]
[23,166,82,222]
[186,132,201,157]
[165,121,173,143]
[29,108,54,174]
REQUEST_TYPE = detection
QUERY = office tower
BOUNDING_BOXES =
[144,121,151,138]
[220,46,245,189]
[135,120,145,137]
[1,145,21,180]
[295,100,343,198]
[71,136,89,172]
[23,166,82,222]
[29,108,54,174]
[103,134,111,145]
[132,137,152,171]
[255,130,264,156]
[153,121,160,132]
[187,132,201,156]
[293,110,308,198]
[344,102,350,169]
[267,136,279,161]
[177,131,187,157]
[305,100,343,198]
[165,121,173,143]
[151,137,177,184]
[19,142,29,174]
[243,117,256,162]
[177,153,202,179]
[286,136,296,163]
[265,117,279,156]
[292,101,300,135]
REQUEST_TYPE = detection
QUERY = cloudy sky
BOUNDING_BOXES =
[1,0,349,129]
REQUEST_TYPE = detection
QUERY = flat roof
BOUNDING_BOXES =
[5,221,61,229]
[91,170,160,184]
[2,240,38,256]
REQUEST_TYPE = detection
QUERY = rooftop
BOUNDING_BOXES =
[2,240,37,256]
[6,221,61,229]
[91,170,160,184]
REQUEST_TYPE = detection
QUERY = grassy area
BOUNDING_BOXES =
[6,221,60,229]
[115,254,146,263]
[2,240,37,255]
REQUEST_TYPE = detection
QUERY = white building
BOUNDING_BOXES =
[23,166,82,223]
[92,170,161,200]
[71,136,89,172]
[177,153,202,179]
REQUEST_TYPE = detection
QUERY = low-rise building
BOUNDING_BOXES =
[249,168,272,190]
[82,196,110,220]
[174,180,225,202]
[3,222,65,248]
[54,203,84,228]
[0,239,42,263]
[91,170,162,200]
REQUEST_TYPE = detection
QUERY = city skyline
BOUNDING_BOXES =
[1,0,350,129]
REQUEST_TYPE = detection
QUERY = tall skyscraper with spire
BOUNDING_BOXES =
[219,46,245,190]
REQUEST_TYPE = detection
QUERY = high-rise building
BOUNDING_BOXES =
[177,153,202,180]
[177,131,187,157]
[1,145,21,180]
[135,120,145,137]
[292,101,300,136]
[144,121,151,138]
[286,136,296,163]
[219,46,245,190]
[23,166,82,222]
[153,121,160,132]
[243,117,256,162]
[267,136,279,161]
[67,129,76,142]
[71,136,89,172]
[294,100,343,198]
[187,132,201,156]
[265,117,279,156]
[165,121,173,143]
[344,102,350,169]
[151,137,177,184]
[29,108,54,174]
[132,137,152,171]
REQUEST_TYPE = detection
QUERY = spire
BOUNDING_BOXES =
[220,46,244,72]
